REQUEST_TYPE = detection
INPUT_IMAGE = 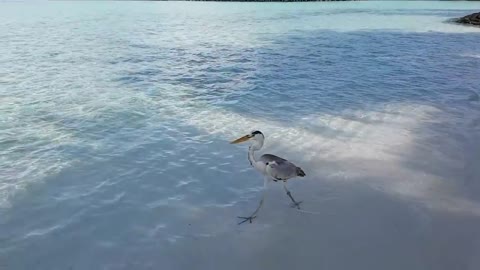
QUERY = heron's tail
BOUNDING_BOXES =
[296,167,306,177]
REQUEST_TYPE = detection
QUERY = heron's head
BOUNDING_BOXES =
[230,130,264,145]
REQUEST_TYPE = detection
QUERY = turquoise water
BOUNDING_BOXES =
[1,1,480,269]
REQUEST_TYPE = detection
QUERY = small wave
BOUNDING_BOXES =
[459,53,480,59]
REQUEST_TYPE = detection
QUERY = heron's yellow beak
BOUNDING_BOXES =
[230,134,251,144]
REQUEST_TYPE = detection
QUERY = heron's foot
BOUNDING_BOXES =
[290,201,303,209]
[237,215,257,225]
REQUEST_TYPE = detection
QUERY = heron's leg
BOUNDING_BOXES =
[283,181,302,209]
[238,177,269,225]
[237,195,264,224]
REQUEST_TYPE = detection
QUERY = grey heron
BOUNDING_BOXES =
[230,130,306,224]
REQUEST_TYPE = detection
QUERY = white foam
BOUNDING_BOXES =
[460,53,480,59]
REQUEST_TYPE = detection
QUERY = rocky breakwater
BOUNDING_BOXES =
[455,12,480,26]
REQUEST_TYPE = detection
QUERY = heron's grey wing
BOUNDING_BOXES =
[259,154,287,164]
[261,154,299,180]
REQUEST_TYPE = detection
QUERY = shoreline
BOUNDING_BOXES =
[178,0,357,2]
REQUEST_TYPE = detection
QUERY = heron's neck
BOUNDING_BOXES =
[248,140,263,168]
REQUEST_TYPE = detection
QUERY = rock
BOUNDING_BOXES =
[455,12,480,26]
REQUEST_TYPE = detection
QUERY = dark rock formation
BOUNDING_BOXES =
[455,12,480,26]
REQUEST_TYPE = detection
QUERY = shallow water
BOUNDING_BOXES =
[1,1,480,270]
